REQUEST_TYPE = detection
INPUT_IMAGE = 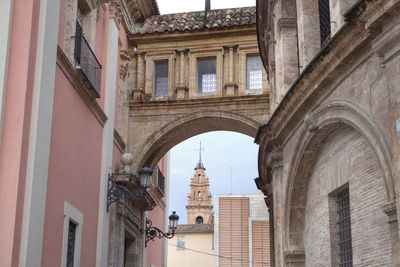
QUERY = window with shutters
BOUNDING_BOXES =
[246,55,263,90]
[219,197,250,267]
[252,220,270,267]
[197,58,216,93]
[154,61,168,96]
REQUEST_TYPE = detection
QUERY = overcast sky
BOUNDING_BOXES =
[157,0,256,14]
[168,131,260,224]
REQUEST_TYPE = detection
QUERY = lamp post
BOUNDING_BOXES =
[145,211,179,247]
[106,153,153,212]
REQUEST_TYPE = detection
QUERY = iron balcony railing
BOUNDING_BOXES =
[157,168,165,195]
[74,22,101,98]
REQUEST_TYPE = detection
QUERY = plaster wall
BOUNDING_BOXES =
[42,65,103,267]
[167,232,214,267]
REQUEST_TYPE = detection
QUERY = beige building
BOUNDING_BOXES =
[167,224,214,267]
[255,0,400,266]
[214,195,270,267]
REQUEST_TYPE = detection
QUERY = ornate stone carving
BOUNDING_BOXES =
[304,111,318,133]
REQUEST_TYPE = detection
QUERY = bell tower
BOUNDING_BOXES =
[186,142,213,224]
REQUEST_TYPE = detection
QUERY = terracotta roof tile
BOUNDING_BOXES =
[132,6,256,35]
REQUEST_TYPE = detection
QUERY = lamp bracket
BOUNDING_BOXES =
[107,173,146,212]
[145,218,174,247]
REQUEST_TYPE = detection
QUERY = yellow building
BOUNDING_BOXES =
[167,224,214,267]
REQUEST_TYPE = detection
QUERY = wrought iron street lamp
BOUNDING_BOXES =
[145,211,179,247]
[107,153,153,212]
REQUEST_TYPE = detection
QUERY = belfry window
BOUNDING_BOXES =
[198,174,201,183]
[154,61,168,96]
[246,55,263,90]
[197,58,216,93]
[318,0,331,47]
[337,187,353,267]
[196,216,204,224]
[198,191,201,200]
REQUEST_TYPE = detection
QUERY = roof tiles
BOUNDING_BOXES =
[132,6,256,35]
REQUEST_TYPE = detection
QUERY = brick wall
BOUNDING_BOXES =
[304,126,392,266]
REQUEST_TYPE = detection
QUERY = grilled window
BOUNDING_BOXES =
[318,0,331,47]
[198,58,216,93]
[337,188,353,267]
[154,61,168,96]
[66,221,77,267]
[247,55,263,90]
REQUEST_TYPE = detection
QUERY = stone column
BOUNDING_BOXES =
[224,46,237,96]
[175,49,188,100]
[133,52,144,100]
[274,17,299,103]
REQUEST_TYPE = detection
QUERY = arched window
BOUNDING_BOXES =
[198,191,201,200]
[198,174,201,183]
[196,216,203,224]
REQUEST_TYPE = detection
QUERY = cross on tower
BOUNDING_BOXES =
[195,141,205,161]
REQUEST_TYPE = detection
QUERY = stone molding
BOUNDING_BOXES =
[266,148,283,171]
[383,201,398,224]
[284,250,305,264]
[56,45,108,126]
[113,129,126,152]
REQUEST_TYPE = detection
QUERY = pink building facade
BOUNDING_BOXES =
[0,0,162,266]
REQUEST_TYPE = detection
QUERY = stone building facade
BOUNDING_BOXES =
[255,0,400,266]
[125,6,270,173]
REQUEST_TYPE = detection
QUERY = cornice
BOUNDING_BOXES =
[113,129,126,153]
[56,46,107,126]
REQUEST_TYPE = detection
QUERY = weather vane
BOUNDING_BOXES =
[195,141,205,161]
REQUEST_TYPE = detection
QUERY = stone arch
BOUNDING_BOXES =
[284,100,395,255]
[131,110,260,172]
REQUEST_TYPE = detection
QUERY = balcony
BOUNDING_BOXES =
[74,22,101,98]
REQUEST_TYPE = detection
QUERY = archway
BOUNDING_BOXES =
[285,101,396,265]
[130,110,261,172]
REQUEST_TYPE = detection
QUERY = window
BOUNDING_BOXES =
[198,191,201,200]
[337,187,353,267]
[67,221,77,267]
[196,216,204,224]
[198,174,201,183]
[62,202,83,267]
[177,236,185,250]
[154,61,168,96]
[318,0,331,46]
[198,58,216,93]
[247,55,263,90]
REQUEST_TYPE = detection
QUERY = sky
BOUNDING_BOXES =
[167,131,260,224]
[157,0,256,14]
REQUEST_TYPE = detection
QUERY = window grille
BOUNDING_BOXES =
[157,168,165,194]
[318,0,331,47]
[154,61,168,96]
[177,236,185,250]
[247,56,263,90]
[67,221,77,267]
[198,58,216,93]
[337,188,353,267]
